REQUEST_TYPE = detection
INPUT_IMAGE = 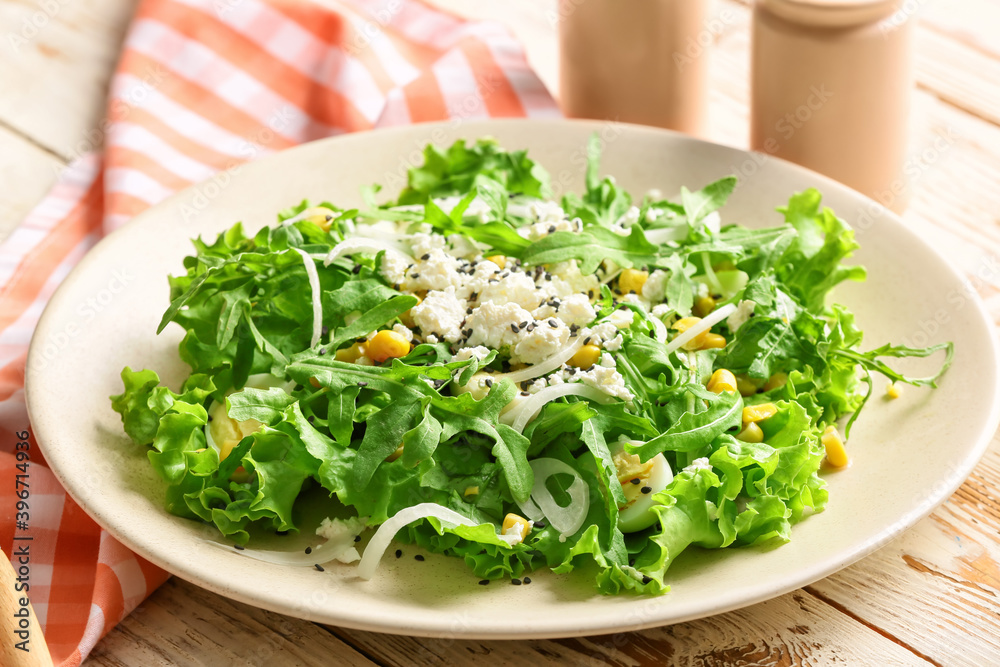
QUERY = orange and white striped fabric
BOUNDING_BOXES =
[0,0,558,663]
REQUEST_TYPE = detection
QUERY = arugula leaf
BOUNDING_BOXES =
[521,226,657,273]
[681,177,737,225]
[629,390,743,459]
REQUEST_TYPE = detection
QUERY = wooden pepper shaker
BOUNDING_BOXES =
[750,0,915,211]
[559,0,711,135]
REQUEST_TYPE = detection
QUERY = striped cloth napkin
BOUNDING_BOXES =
[0,0,558,663]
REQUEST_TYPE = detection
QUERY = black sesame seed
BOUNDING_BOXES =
[534,522,546,529]
[511,323,519,333]
[520,391,530,397]
[470,292,478,300]
[463,328,472,338]
[588,290,595,298]
[325,214,333,221]
[485,378,494,388]
[318,348,326,356]
[630,478,641,485]
[523,576,532,584]
[307,415,315,423]
[421,253,430,260]
[479,579,490,586]
[584,336,592,345]
[544,273,552,281]
[395,549,402,558]
[352,264,362,274]
[520,321,528,328]
[415,555,425,561]
[354,535,361,543]
[234,544,245,550]
[357,381,368,387]
[467,307,473,315]
[315,564,325,572]
[511,578,522,586]
[207,416,213,422]
[411,272,420,279]
[548,319,558,328]
[642,575,652,584]
[305,546,313,554]
[628,558,636,566]
[641,486,653,494]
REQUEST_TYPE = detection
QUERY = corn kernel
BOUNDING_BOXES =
[672,316,709,350]
[736,374,761,397]
[335,341,367,363]
[368,330,411,363]
[399,295,422,328]
[309,376,321,389]
[737,422,764,443]
[569,344,602,370]
[742,403,778,424]
[231,465,250,483]
[763,372,788,392]
[693,295,716,318]
[502,513,531,543]
[707,369,738,394]
[298,206,336,231]
[700,333,727,350]
[486,255,506,269]
[886,383,901,399]
[464,486,480,497]
[386,443,404,462]
[821,425,849,468]
[619,268,649,295]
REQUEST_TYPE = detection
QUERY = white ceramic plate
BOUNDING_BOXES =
[26,120,1000,638]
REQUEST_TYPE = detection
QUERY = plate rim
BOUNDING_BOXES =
[24,117,1000,638]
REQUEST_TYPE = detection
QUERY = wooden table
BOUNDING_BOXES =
[2,0,998,664]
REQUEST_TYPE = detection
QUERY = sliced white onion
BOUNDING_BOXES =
[648,314,667,343]
[207,535,360,568]
[664,302,736,355]
[357,503,475,580]
[323,237,413,266]
[505,383,615,433]
[458,334,588,398]
[643,226,689,244]
[517,458,590,541]
[292,248,323,349]
[280,206,334,227]
[503,334,587,385]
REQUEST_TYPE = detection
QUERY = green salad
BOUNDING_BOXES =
[111,136,952,595]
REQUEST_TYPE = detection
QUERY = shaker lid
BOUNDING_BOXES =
[759,0,901,27]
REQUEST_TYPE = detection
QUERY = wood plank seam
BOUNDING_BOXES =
[803,586,942,667]
[0,116,70,164]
